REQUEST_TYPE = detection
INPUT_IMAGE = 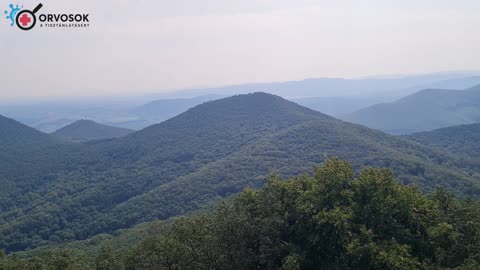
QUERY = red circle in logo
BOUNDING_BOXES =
[16,10,37,31]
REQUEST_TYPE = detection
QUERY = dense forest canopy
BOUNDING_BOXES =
[1,159,479,269]
[406,123,480,158]
[2,0,479,267]
[1,93,480,253]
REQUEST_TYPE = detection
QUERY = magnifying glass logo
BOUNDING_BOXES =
[15,3,43,31]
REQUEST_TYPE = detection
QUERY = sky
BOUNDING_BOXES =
[0,0,479,98]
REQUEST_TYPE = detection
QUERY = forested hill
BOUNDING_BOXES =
[3,160,480,269]
[1,93,480,253]
[0,114,66,179]
[342,84,480,134]
[0,114,75,174]
[0,115,77,220]
[0,114,55,146]
[406,123,480,158]
[52,120,134,142]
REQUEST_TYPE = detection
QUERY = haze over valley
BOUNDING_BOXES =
[1,1,480,269]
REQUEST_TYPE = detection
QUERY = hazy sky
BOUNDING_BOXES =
[1,0,479,98]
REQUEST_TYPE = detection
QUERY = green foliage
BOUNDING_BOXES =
[2,159,480,269]
[0,250,92,270]
[123,159,480,270]
[95,246,121,270]
[406,123,480,158]
[1,93,480,253]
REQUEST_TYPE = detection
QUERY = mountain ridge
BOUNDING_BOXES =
[406,123,480,158]
[1,93,480,253]
[52,120,134,142]
[342,84,480,134]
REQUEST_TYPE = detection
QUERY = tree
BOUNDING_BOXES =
[95,246,118,270]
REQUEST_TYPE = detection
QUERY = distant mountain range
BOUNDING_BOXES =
[406,123,480,158]
[52,120,134,142]
[292,96,388,116]
[342,84,480,134]
[1,93,480,253]
[166,73,480,99]
[2,72,480,131]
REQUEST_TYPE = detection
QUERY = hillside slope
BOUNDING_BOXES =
[1,93,480,253]
[0,115,77,214]
[406,123,480,158]
[0,115,65,179]
[128,95,222,128]
[16,160,480,269]
[342,84,480,134]
[52,120,134,142]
